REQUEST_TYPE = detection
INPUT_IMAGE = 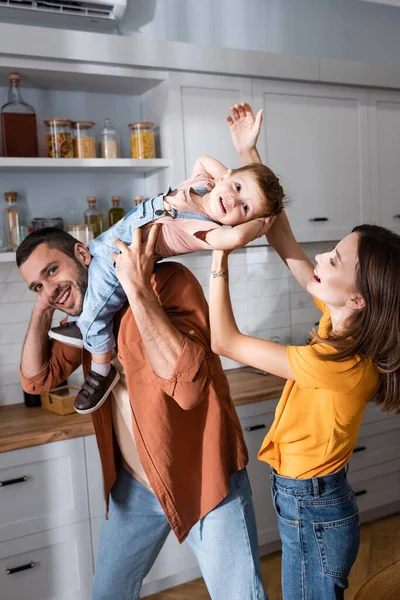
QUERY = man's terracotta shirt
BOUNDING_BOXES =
[20,262,248,542]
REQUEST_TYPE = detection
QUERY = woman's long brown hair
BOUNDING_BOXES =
[312,224,400,412]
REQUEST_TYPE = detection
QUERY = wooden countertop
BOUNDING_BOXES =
[0,368,285,453]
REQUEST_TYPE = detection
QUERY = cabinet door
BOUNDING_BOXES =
[0,438,89,543]
[240,411,280,546]
[254,80,370,242]
[369,91,400,233]
[0,522,93,600]
[167,73,253,184]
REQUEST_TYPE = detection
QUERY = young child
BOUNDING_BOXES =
[209,105,400,599]
[49,124,285,414]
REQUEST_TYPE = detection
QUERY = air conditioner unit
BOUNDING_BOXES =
[0,0,127,30]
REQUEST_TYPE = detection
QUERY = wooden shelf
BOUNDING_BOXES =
[0,158,172,173]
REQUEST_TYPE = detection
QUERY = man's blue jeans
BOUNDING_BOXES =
[92,467,268,600]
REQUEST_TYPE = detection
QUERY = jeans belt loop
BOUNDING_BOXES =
[312,476,320,498]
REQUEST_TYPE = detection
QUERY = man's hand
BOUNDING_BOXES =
[111,224,160,296]
[226,103,263,157]
[33,292,55,316]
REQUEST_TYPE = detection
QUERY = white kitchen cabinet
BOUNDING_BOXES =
[254,80,371,242]
[0,438,89,543]
[369,91,400,234]
[236,399,280,547]
[0,521,93,600]
[142,72,253,196]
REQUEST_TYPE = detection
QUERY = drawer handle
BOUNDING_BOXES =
[0,476,28,487]
[354,489,367,497]
[245,424,266,432]
[309,217,328,222]
[353,446,366,453]
[6,561,35,575]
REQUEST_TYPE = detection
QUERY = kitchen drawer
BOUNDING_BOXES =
[240,410,280,546]
[350,424,400,473]
[0,438,89,543]
[361,402,399,427]
[348,460,400,514]
[0,521,93,600]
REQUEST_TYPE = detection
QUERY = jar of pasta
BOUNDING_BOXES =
[45,119,73,158]
[129,122,155,159]
[72,121,96,158]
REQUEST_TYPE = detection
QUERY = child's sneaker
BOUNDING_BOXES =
[74,366,120,414]
[49,322,83,348]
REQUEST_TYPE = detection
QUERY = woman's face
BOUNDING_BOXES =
[307,232,363,310]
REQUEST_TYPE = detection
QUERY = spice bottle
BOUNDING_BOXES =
[4,192,19,251]
[98,118,120,159]
[133,195,144,206]
[129,122,155,159]
[1,73,39,157]
[84,196,103,238]
[108,196,125,227]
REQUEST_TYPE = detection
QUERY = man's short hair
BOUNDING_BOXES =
[16,227,79,267]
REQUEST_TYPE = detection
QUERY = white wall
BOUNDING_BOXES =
[2,0,400,63]
[120,0,400,63]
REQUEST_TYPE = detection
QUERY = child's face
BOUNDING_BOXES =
[206,171,266,226]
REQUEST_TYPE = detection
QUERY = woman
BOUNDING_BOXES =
[209,104,400,599]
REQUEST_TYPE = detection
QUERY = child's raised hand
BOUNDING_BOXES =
[226,103,263,156]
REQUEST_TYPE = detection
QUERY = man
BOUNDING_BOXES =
[18,225,268,600]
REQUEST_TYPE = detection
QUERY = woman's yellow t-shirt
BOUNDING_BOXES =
[258,297,379,478]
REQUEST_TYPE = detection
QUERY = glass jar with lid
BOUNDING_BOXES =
[45,119,73,158]
[99,118,120,159]
[129,122,155,159]
[72,121,96,158]
[67,224,94,246]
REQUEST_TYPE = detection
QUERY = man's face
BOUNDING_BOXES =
[20,243,89,316]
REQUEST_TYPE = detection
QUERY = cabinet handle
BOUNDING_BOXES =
[353,446,366,453]
[6,561,35,575]
[394,215,400,219]
[309,217,328,222]
[0,476,27,487]
[245,424,266,432]
[354,489,367,497]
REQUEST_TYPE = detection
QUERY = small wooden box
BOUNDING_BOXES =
[41,385,80,416]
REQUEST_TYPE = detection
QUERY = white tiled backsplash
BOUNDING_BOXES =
[0,240,334,406]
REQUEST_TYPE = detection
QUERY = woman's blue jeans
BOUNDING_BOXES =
[92,467,268,600]
[271,467,359,600]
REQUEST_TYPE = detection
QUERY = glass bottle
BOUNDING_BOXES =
[108,196,125,227]
[4,191,19,251]
[133,195,144,206]
[84,196,103,238]
[98,118,120,159]
[1,73,39,157]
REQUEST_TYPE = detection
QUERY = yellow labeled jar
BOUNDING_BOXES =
[129,121,155,159]
[72,121,96,158]
[45,119,73,158]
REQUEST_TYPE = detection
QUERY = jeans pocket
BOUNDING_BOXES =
[272,489,299,526]
[314,510,360,577]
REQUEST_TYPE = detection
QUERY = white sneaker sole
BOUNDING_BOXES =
[48,329,84,349]
[74,369,120,415]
